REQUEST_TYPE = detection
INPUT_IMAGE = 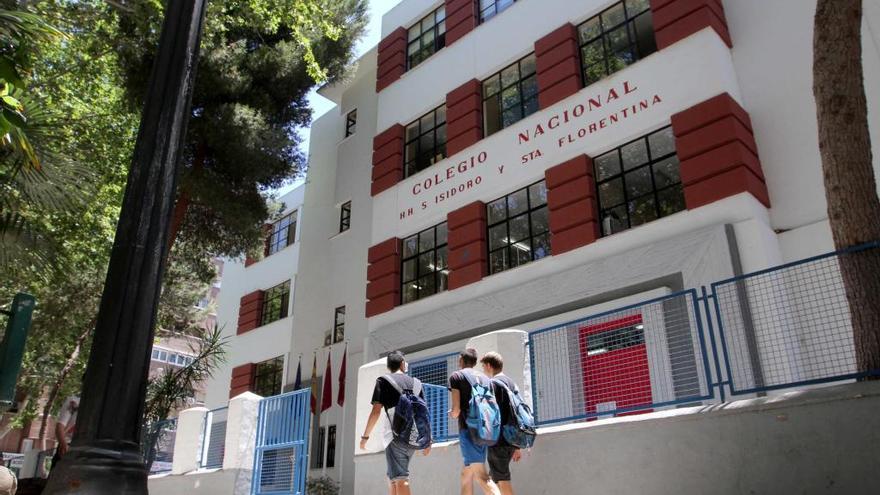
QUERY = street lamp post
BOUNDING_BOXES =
[43,0,207,492]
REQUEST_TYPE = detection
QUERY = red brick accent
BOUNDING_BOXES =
[237,290,264,335]
[546,156,600,255]
[372,124,405,196]
[445,0,477,46]
[446,80,483,155]
[671,93,770,209]
[650,0,732,49]
[377,27,408,92]
[366,238,401,317]
[244,256,256,267]
[536,23,583,109]
[229,363,255,398]
[448,201,488,289]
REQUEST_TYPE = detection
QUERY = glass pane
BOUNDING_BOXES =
[419,228,435,252]
[403,236,418,258]
[436,246,448,270]
[419,133,434,157]
[487,198,507,225]
[436,7,446,23]
[633,11,657,57]
[602,205,628,235]
[422,17,435,34]
[585,63,607,86]
[403,282,418,303]
[406,123,420,142]
[501,64,519,88]
[621,138,649,170]
[608,47,635,72]
[653,156,681,189]
[419,252,434,274]
[508,214,530,242]
[521,76,539,99]
[523,96,539,118]
[579,16,602,43]
[626,0,651,15]
[599,178,625,209]
[606,24,631,53]
[436,223,448,245]
[628,195,657,227]
[501,86,521,110]
[502,107,522,129]
[602,2,626,29]
[490,249,508,274]
[625,167,653,198]
[435,106,447,125]
[409,25,421,41]
[483,76,500,97]
[421,28,435,48]
[421,112,435,131]
[581,39,605,69]
[438,271,448,292]
[531,206,549,234]
[648,127,676,158]
[533,233,551,260]
[402,259,417,283]
[489,223,509,250]
[419,274,437,297]
[405,142,418,165]
[483,96,502,136]
[529,181,548,206]
[520,54,537,77]
[436,124,447,150]
[510,243,531,267]
[507,188,529,217]
[658,184,686,217]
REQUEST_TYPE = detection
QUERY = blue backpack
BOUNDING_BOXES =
[462,372,501,446]
[492,377,536,449]
[383,375,432,450]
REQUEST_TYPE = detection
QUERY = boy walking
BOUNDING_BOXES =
[448,348,500,495]
[361,351,431,495]
[480,352,523,495]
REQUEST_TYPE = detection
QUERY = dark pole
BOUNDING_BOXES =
[43,0,206,492]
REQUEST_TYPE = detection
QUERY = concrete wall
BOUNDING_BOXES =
[354,380,880,495]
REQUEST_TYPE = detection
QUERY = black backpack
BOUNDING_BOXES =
[382,375,432,450]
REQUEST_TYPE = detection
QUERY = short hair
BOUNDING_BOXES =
[460,348,478,367]
[480,351,504,371]
[387,351,405,372]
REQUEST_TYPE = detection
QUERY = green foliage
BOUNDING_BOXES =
[307,476,340,495]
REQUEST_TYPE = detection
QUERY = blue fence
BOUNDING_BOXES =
[251,389,311,495]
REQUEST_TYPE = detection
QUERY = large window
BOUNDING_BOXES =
[578,0,656,87]
[267,211,296,256]
[333,306,345,343]
[401,222,448,304]
[345,109,357,137]
[339,201,351,233]
[313,426,326,469]
[407,6,446,70]
[260,281,290,326]
[487,181,550,275]
[326,425,336,468]
[594,126,684,236]
[253,356,284,397]
[479,0,516,23]
[405,106,447,178]
[483,53,538,137]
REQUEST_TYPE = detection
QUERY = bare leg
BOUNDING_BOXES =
[498,481,515,495]
[470,464,500,495]
[389,479,398,495]
[394,480,412,495]
[461,466,475,495]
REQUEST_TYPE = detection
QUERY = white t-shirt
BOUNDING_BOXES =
[57,396,80,443]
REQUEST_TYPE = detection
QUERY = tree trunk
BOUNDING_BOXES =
[37,325,93,441]
[813,0,880,375]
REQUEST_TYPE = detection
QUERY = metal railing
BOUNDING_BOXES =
[252,389,310,495]
[199,407,228,469]
[411,353,459,441]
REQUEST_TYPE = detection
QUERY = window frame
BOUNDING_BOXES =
[407,6,447,70]
[478,0,517,24]
[345,109,357,137]
[594,125,684,237]
[482,53,539,138]
[253,356,284,398]
[333,306,345,343]
[486,180,551,275]
[400,222,449,305]
[313,426,326,469]
[404,105,448,178]
[326,425,337,468]
[267,211,297,256]
[577,0,656,88]
[260,280,291,326]
[339,201,352,233]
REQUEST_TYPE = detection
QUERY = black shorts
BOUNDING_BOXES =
[487,445,517,482]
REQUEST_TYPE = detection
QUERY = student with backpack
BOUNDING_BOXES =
[448,348,501,495]
[481,352,536,495]
[361,351,432,495]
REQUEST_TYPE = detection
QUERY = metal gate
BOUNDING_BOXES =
[251,389,311,495]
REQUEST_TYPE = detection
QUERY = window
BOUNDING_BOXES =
[483,53,538,137]
[267,211,297,256]
[326,425,336,468]
[313,426,326,469]
[407,6,446,70]
[260,281,291,326]
[253,356,284,397]
[578,0,656,87]
[401,222,448,304]
[404,105,447,178]
[479,0,516,23]
[487,180,550,275]
[333,306,345,343]
[339,201,351,233]
[595,126,684,236]
[345,109,357,137]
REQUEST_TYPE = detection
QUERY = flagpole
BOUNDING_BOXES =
[338,342,348,490]
[321,347,328,478]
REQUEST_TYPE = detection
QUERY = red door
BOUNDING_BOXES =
[579,314,653,418]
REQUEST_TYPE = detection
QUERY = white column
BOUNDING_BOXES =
[466,330,530,401]
[354,357,389,455]
[222,392,262,471]
[171,406,208,475]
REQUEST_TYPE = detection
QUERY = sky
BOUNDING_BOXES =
[278,0,402,195]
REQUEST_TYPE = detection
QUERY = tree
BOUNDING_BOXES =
[813,0,880,375]
[114,0,368,260]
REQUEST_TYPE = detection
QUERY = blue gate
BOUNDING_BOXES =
[251,389,310,495]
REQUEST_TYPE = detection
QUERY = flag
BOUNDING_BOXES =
[321,352,333,412]
[337,345,347,407]
[310,353,318,414]
[293,356,302,390]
